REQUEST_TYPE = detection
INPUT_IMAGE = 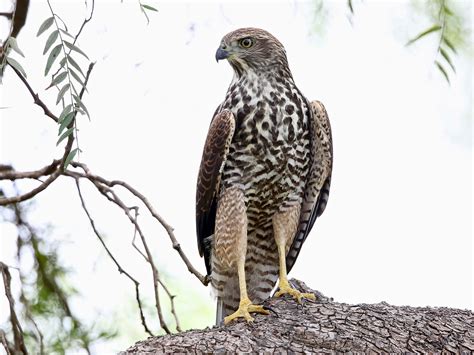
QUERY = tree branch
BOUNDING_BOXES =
[68,162,209,286]
[74,179,155,337]
[121,279,474,354]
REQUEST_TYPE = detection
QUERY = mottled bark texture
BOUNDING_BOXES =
[121,279,473,354]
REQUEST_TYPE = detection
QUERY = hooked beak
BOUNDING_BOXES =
[215,47,230,62]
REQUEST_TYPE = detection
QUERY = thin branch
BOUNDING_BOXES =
[66,169,171,334]
[9,64,59,123]
[0,160,60,180]
[74,179,154,337]
[0,262,28,355]
[157,279,182,332]
[74,0,95,45]
[69,162,209,286]
[0,329,13,355]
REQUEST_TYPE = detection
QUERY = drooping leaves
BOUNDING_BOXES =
[73,95,90,119]
[63,148,79,169]
[6,57,27,78]
[69,69,86,90]
[66,56,84,76]
[141,4,158,12]
[45,44,62,76]
[440,48,455,72]
[8,37,25,57]
[56,84,71,104]
[43,30,59,55]
[47,71,68,89]
[59,112,75,135]
[37,17,54,37]
[59,104,73,122]
[435,61,450,84]
[57,127,74,145]
[405,25,442,46]
[64,41,89,59]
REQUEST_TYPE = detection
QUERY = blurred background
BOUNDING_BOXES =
[0,0,472,353]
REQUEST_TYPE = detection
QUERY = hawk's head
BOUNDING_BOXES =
[216,28,290,76]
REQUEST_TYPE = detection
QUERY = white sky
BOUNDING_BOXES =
[1,0,473,353]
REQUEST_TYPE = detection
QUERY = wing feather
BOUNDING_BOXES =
[286,100,333,273]
[196,110,235,275]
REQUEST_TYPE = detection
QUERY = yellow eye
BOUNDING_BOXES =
[239,38,254,48]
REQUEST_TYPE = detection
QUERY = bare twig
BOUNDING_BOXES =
[9,64,59,123]
[74,179,155,337]
[0,160,60,180]
[157,279,182,332]
[65,168,171,333]
[0,329,13,355]
[74,0,95,45]
[68,162,209,286]
[0,262,28,355]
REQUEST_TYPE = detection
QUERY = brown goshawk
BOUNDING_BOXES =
[196,28,333,324]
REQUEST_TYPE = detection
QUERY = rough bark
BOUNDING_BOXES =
[121,279,474,354]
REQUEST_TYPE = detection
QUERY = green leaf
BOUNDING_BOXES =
[57,127,74,145]
[69,69,87,91]
[67,56,84,76]
[37,17,54,37]
[6,57,27,78]
[141,4,158,12]
[56,84,70,104]
[60,29,75,39]
[73,95,90,119]
[406,25,442,46]
[43,30,59,55]
[443,37,457,54]
[64,41,89,59]
[45,44,62,76]
[59,104,73,121]
[63,148,79,170]
[440,48,456,72]
[7,37,25,57]
[435,61,450,84]
[347,0,354,14]
[443,6,454,17]
[59,112,75,134]
[47,71,68,89]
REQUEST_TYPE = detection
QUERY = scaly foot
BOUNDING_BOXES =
[275,280,316,303]
[224,297,270,324]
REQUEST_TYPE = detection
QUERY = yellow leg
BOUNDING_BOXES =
[274,243,316,302]
[224,257,270,324]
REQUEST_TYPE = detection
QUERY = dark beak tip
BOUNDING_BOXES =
[215,47,229,62]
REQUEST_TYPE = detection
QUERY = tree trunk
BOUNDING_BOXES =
[121,279,473,354]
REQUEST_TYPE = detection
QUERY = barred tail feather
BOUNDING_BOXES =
[216,297,224,325]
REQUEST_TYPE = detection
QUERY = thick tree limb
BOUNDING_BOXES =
[121,279,474,354]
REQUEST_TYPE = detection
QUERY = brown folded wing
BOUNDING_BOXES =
[286,100,333,273]
[196,110,235,274]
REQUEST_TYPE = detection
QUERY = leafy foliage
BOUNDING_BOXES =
[406,0,467,83]
[0,202,116,354]
[37,1,92,168]
[1,37,27,79]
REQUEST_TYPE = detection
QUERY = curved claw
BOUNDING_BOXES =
[275,284,316,304]
[224,298,270,324]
